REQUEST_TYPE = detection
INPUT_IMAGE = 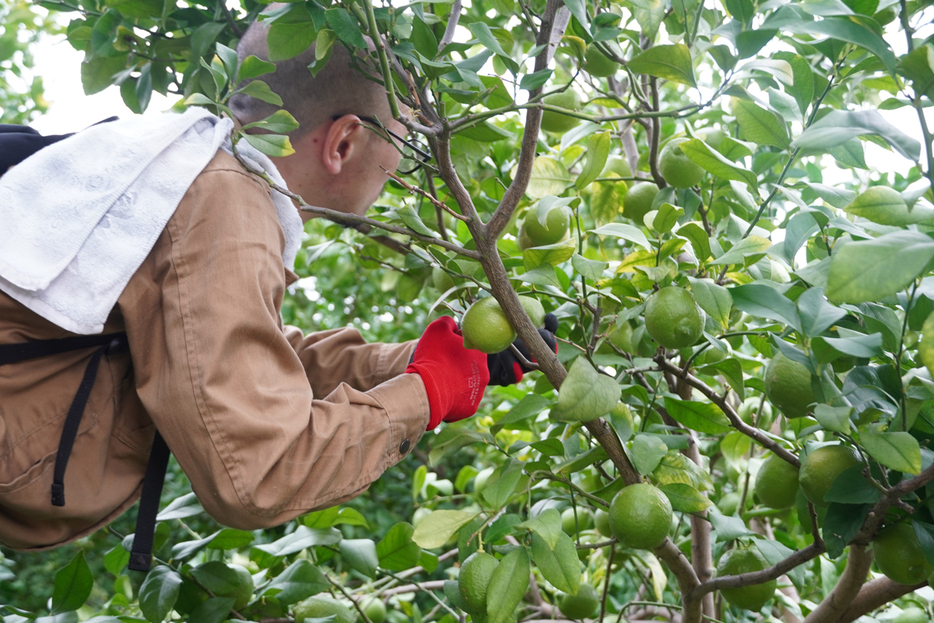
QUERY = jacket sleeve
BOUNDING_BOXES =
[282,326,417,397]
[118,154,430,530]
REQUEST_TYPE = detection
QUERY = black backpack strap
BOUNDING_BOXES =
[128,431,171,572]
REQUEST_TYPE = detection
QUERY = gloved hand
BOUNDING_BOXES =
[406,316,490,430]
[487,313,559,386]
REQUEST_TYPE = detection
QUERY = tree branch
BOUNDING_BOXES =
[438,0,462,50]
[803,545,873,623]
[839,577,927,623]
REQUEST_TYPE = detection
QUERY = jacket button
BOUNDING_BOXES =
[399,439,411,454]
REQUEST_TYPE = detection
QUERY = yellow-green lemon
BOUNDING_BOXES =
[658,137,705,189]
[541,90,582,134]
[522,206,571,247]
[622,182,659,223]
[557,583,600,619]
[458,551,500,614]
[764,351,817,419]
[798,444,862,506]
[716,546,776,611]
[462,297,516,354]
[608,483,672,549]
[873,522,934,585]
[582,45,618,77]
[754,454,800,510]
[644,287,705,350]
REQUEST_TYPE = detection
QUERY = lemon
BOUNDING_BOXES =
[582,45,618,77]
[622,182,659,223]
[602,155,632,179]
[608,483,672,549]
[518,295,546,328]
[293,596,355,623]
[893,607,929,623]
[873,522,933,585]
[594,509,612,538]
[541,90,582,134]
[716,546,776,611]
[765,351,817,419]
[644,287,705,350]
[919,310,934,379]
[798,444,862,506]
[754,453,800,510]
[522,206,571,247]
[561,507,594,534]
[462,297,516,354]
[359,596,387,623]
[458,551,499,614]
[658,138,705,189]
[557,583,600,619]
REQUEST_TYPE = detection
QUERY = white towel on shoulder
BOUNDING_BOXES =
[0,107,302,335]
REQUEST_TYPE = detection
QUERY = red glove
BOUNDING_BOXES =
[406,316,490,430]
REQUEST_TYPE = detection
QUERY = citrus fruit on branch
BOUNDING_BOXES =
[520,205,571,248]
[462,297,516,354]
[764,351,817,419]
[622,182,659,223]
[798,444,863,506]
[558,583,601,619]
[873,522,934,585]
[754,453,800,510]
[644,287,705,350]
[540,90,582,134]
[608,483,672,549]
[716,546,776,611]
[458,551,499,614]
[658,137,705,189]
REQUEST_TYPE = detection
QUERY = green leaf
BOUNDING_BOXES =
[824,464,881,504]
[575,131,611,190]
[491,393,550,435]
[457,121,514,142]
[648,203,684,234]
[709,235,772,267]
[242,133,295,157]
[628,0,666,37]
[654,451,715,491]
[337,539,378,578]
[730,283,802,332]
[208,529,255,550]
[707,507,755,541]
[813,404,853,434]
[139,566,182,623]
[898,45,934,99]
[486,547,530,623]
[553,357,621,422]
[105,0,163,19]
[263,559,328,605]
[793,16,897,73]
[237,55,276,82]
[517,508,563,549]
[823,503,871,559]
[829,138,868,169]
[376,523,422,571]
[80,53,128,95]
[236,79,283,106]
[805,182,857,208]
[188,597,235,623]
[572,254,608,281]
[529,532,581,594]
[826,231,934,304]
[522,238,576,270]
[482,459,525,508]
[412,510,479,548]
[267,5,317,61]
[679,138,758,187]
[697,358,746,401]
[859,431,922,474]
[628,44,696,86]
[589,177,626,227]
[797,287,846,337]
[324,8,366,47]
[843,187,934,226]
[51,552,92,613]
[678,222,711,261]
[793,110,920,161]
[591,223,651,249]
[815,331,883,358]
[659,483,712,513]
[688,277,733,328]
[732,99,791,149]
[664,397,732,434]
[630,434,669,476]
[242,110,301,134]
[191,562,245,596]
[254,526,342,557]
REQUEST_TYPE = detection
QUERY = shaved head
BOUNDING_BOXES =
[229,10,393,136]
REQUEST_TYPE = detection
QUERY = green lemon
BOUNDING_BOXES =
[558,583,600,619]
[359,596,387,623]
[294,596,355,623]
[582,45,618,77]
[622,182,659,223]
[893,607,929,623]
[754,453,800,510]
[798,444,862,506]
[658,137,705,189]
[873,522,933,585]
[701,129,727,151]
[716,546,776,611]
[644,287,705,350]
[522,206,571,247]
[541,90,582,134]
[919,310,934,379]
[764,351,817,419]
[462,297,517,354]
[608,483,672,549]
[443,579,470,611]
[594,509,612,538]
[518,295,545,328]
[561,507,594,534]
[458,551,500,614]
[602,155,632,179]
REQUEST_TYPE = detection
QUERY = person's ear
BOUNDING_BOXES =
[320,115,366,175]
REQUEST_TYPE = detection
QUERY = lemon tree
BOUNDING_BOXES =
[14,0,934,622]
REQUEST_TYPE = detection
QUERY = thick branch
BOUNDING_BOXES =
[839,578,927,623]
[803,545,873,623]
[852,461,934,545]
[486,0,567,239]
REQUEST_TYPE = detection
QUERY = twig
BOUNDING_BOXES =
[425,174,450,242]
[438,0,462,50]
[327,575,373,623]
[648,77,667,189]
[377,569,460,618]
[384,169,471,222]
[360,0,399,119]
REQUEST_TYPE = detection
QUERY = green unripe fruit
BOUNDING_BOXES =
[893,607,929,623]
[458,552,499,614]
[754,454,800,510]
[798,444,862,507]
[644,287,705,350]
[557,583,600,619]
[622,182,659,223]
[594,509,612,538]
[359,596,387,623]
[294,596,355,623]
[561,507,594,534]
[602,155,632,179]
[874,522,934,585]
[609,483,672,549]
[518,295,546,327]
[541,90,582,134]
[522,206,571,247]
[764,352,817,419]
[716,547,776,611]
[658,138,705,189]
[462,297,516,353]
[582,45,618,77]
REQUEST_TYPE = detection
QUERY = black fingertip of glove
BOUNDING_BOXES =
[543,312,558,333]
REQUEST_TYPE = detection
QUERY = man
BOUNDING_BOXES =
[0,15,495,559]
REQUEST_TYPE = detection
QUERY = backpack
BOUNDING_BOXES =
[0,121,167,571]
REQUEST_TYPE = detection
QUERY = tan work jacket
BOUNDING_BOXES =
[0,151,429,550]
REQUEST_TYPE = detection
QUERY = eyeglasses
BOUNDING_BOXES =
[337,114,433,176]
